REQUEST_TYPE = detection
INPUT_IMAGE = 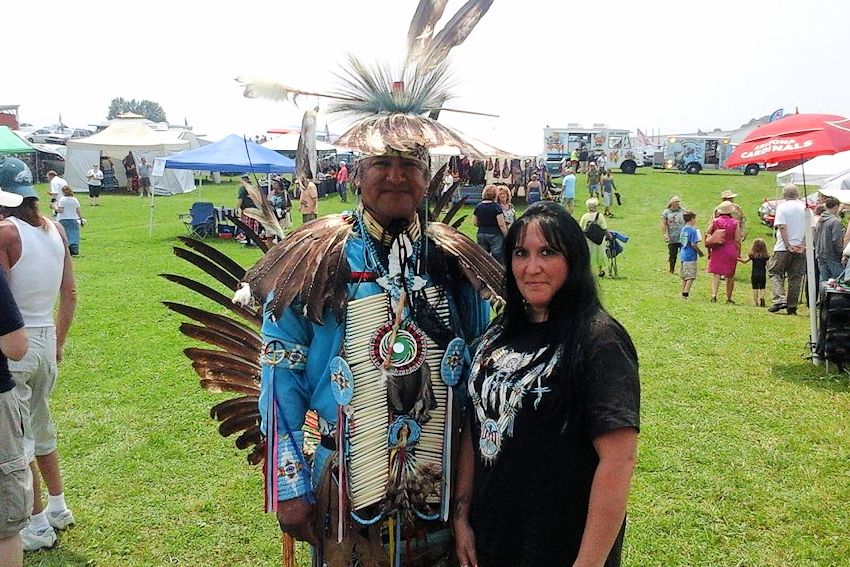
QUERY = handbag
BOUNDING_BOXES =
[705,227,727,248]
[584,213,606,245]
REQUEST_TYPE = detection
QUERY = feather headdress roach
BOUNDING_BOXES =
[235,0,496,158]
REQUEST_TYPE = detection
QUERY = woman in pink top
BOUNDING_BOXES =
[706,202,741,303]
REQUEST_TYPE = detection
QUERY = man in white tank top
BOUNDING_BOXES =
[0,158,77,552]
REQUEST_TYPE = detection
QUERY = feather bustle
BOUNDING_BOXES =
[425,223,504,301]
[243,183,286,241]
[225,214,269,252]
[162,302,261,348]
[160,274,261,326]
[173,248,241,291]
[210,396,260,421]
[243,215,355,316]
[427,163,449,201]
[218,413,260,438]
[440,195,468,225]
[177,237,247,280]
[301,227,352,324]
[179,323,260,362]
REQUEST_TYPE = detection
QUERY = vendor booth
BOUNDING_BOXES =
[431,136,537,204]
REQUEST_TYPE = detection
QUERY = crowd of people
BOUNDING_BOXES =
[662,185,850,310]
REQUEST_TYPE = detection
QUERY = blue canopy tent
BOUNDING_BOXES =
[160,134,295,238]
[163,134,295,173]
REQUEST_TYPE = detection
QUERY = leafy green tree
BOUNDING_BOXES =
[107,97,167,123]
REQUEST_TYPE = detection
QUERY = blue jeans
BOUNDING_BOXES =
[337,181,348,202]
[818,257,845,283]
[477,232,504,263]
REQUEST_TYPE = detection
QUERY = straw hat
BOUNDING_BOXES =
[720,189,738,199]
[667,195,681,206]
[716,201,737,215]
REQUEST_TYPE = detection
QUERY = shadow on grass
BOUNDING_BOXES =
[24,547,92,566]
[773,360,850,393]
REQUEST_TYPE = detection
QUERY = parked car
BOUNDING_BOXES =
[26,128,59,144]
[757,192,819,227]
[44,128,93,145]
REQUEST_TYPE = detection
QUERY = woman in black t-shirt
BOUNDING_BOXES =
[473,185,508,263]
[454,201,640,567]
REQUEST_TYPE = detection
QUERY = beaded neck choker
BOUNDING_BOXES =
[360,208,421,246]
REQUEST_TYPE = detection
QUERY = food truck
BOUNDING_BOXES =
[543,126,643,174]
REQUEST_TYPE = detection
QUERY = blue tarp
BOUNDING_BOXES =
[164,134,295,173]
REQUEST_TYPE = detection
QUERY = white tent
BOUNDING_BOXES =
[819,171,850,204]
[775,150,850,187]
[262,134,337,152]
[65,121,195,195]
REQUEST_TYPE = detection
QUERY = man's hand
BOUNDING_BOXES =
[56,343,64,364]
[276,497,317,545]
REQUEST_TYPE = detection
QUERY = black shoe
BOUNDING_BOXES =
[786,308,797,315]
[767,303,787,313]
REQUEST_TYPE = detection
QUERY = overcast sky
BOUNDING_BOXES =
[8,0,849,154]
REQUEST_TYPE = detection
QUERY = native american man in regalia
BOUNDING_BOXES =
[164,2,500,565]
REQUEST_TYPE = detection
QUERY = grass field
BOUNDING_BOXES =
[21,168,849,566]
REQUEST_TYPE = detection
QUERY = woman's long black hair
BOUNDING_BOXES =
[497,201,603,382]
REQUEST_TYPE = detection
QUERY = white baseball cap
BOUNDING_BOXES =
[0,187,24,207]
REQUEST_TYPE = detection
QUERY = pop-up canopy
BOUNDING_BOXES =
[0,126,34,154]
[165,134,294,173]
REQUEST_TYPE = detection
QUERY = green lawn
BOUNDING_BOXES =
[22,168,849,566]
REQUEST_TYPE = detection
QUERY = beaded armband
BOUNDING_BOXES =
[276,431,311,500]
[261,339,309,371]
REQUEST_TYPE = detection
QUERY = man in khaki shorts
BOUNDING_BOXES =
[0,158,77,552]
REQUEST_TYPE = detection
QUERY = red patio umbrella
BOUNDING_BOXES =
[726,113,850,168]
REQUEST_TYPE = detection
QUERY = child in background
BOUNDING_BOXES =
[679,211,704,299]
[739,238,770,306]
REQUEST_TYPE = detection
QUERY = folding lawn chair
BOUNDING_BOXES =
[179,202,217,238]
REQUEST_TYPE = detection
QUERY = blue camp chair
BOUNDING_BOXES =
[180,202,217,238]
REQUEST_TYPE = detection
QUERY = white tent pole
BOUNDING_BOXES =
[148,190,155,237]
[805,208,819,365]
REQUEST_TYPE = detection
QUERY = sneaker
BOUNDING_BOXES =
[48,508,75,531]
[767,303,787,313]
[786,307,797,315]
[20,524,57,552]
